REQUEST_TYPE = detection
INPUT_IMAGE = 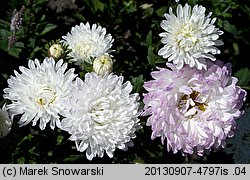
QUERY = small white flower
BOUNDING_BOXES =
[3,57,77,130]
[158,3,223,70]
[60,73,141,160]
[93,55,113,75]
[62,22,114,65]
[0,104,13,138]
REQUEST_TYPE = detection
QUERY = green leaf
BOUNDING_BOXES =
[0,39,8,50]
[0,29,10,39]
[17,157,25,164]
[40,23,57,36]
[48,151,53,156]
[39,14,46,22]
[63,155,84,163]
[133,157,145,164]
[233,43,239,55]
[72,13,86,22]
[147,46,155,66]
[82,62,93,73]
[156,6,168,17]
[131,75,145,93]
[28,38,36,48]
[223,21,237,35]
[35,0,48,5]
[234,68,250,86]
[241,86,250,91]
[146,30,152,47]
[79,72,85,79]
[8,48,22,58]
[0,19,10,28]
[15,42,25,48]
[33,46,41,52]
[56,135,64,145]
[155,56,166,64]
[144,7,154,17]
[92,0,105,12]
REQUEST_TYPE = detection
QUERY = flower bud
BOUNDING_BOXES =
[48,44,64,60]
[93,55,113,75]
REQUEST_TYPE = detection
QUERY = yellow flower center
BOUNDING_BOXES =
[36,85,57,107]
[179,91,207,117]
[75,41,95,58]
[176,23,199,51]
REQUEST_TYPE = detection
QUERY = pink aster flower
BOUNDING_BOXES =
[142,62,246,156]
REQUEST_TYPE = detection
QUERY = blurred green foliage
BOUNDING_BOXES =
[0,0,250,164]
[225,108,250,163]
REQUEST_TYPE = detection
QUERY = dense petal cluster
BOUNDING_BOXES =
[158,4,223,70]
[0,104,13,138]
[3,58,76,130]
[143,62,246,155]
[60,73,141,160]
[62,22,114,65]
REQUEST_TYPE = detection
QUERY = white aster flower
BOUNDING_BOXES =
[61,22,114,65]
[60,73,141,160]
[3,57,77,130]
[158,3,223,70]
[0,104,13,138]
